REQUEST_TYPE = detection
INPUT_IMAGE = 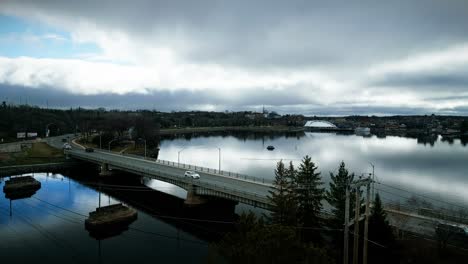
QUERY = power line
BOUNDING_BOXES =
[375,181,468,211]
[0,204,82,263]
[19,199,211,246]
[375,187,468,215]
[348,231,387,249]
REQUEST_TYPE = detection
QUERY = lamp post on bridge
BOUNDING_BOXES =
[177,146,221,171]
[369,162,375,200]
[216,147,221,171]
[178,148,186,164]
[139,138,147,158]
[108,139,117,151]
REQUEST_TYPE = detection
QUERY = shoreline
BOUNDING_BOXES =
[159,126,304,135]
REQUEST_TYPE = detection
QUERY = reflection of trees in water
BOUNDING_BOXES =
[405,133,438,146]
[161,131,306,142]
[163,130,468,149]
[441,136,455,145]
[460,136,468,146]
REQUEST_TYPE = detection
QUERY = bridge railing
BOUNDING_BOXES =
[90,149,273,185]
[92,156,271,206]
[67,148,272,199]
[384,200,468,225]
[67,148,272,185]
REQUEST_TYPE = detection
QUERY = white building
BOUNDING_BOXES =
[304,120,338,130]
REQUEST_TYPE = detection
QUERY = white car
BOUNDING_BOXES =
[184,171,200,179]
[62,143,72,150]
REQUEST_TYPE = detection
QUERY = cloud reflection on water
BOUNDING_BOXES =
[159,132,468,207]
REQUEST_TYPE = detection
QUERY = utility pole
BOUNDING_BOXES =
[217,147,221,171]
[343,182,350,264]
[369,163,375,200]
[353,184,361,264]
[346,176,372,264]
[363,181,371,264]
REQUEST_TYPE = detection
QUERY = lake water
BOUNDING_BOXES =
[2,131,468,263]
[158,132,468,211]
[0,172,212,264]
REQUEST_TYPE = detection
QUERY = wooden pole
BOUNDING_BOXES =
[353,186,360,264]
[343,184,350,264]
[363,182,371,264]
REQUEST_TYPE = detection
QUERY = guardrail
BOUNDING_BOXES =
[384,201,468,225]
[68,150,271,208]
[70,148,273,185]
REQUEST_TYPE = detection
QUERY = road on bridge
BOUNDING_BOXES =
[63,142,274,207]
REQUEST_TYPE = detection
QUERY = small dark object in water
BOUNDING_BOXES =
[85,203,137,230]
[3,176,41,200]
[3,176,41,192]
[267,146,275,150]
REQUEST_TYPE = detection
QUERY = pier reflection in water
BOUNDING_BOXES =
[0,170,226,263]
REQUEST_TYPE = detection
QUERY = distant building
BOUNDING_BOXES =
[304,120,338,131]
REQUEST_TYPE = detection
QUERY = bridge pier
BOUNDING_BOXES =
[99,163,114,177]
[184,184,207,206]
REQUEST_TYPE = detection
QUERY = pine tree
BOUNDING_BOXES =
[368,193,396,263]
[267,160,290,225]
[326,161,355,228]
[285,161,298,226]
[296,155,325,242]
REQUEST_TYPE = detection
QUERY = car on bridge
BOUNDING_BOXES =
[62,143,72,150]
[184,171,200,179]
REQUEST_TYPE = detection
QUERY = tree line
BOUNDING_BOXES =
[213,157,396,263]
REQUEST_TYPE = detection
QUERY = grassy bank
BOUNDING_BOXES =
[0,142,65,166]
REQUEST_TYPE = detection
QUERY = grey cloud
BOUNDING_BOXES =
[3,0,468,69]
[4,84,466,116]
[0,84,316,111]
[371,71,468,92]
[2,1,468,115]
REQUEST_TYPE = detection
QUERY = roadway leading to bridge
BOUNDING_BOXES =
[46,133,274,207]
[69,148,273,197]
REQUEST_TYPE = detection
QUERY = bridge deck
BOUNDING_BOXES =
[66,149,274,209]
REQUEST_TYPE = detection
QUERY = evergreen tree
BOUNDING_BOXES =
[267,160,290,225]
[368,193,396,263]
[213,211,334,264]
[296,155,325,242]
[326,161,355,228]
[285,161,298,226]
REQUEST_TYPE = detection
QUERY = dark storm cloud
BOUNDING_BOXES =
[4,84,464,116]
[3,0,468,69]
[0,84,316,111]
[2,1,468,115]
[371,71,468,91]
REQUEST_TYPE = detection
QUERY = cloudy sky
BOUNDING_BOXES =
[1,0,468,115]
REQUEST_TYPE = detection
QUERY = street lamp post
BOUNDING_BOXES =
[139,138,147,158]
[178,148,186,164]
[108,139,117,151]
[177,146,221,170]
[99,131,102,149]
[216,147,221,171]
[369,162,375,200]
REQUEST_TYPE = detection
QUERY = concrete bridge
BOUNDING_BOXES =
[65,148,274,209]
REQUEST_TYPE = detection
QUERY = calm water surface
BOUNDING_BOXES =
[0,173,208,263]
[2,132,468,263]
[159,132,468,209]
